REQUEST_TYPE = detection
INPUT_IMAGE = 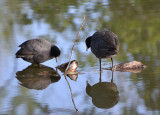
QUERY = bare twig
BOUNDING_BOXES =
[64,16,85,75]
[64,16,85,115]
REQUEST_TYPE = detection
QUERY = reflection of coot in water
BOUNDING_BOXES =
[86,82,119,109]
[86,72,119,109]
[16,65,60,90]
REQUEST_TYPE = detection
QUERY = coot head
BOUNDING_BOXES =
[85,36,92,51]
[50,45,61,62]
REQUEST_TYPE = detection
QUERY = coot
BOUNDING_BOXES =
[85,30,119,71]
[16,38,61,64]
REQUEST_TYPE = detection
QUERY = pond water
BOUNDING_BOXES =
[0,0,160,115]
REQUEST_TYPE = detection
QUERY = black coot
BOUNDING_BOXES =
[85,30,119,71]
[16,38,61,64]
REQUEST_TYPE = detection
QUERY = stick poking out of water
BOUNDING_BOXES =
[64,16,85,115]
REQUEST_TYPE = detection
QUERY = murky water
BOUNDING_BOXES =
[0,0,160,115]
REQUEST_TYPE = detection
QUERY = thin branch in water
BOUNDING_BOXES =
[64,16,85,115]
[64,16,85,76]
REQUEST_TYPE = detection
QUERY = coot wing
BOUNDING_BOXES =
[103,31,119,50]
[16,48,33,57]
[93,31,119,51]
[19,39,52,53]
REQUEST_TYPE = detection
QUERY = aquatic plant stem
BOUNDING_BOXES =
[64,16,85,115]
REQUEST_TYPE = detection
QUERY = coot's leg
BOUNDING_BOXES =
[99,58,102,72]
[111,58,114,71]
[111,70,114,83]
[99,69,102,82]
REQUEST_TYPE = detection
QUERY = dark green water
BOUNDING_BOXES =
[0,0,160,115]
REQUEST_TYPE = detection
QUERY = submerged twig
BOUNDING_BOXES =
[64,16,85,115]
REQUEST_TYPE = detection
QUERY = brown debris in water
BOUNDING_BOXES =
[106,61,147,73]
[56,60,78,81]
[56,60,78,73]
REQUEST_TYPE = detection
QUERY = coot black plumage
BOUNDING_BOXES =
[85,30,119,71]
[16,38,61,64]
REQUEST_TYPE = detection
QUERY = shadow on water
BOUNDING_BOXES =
[16,64,61,90]
[86,71,119,109]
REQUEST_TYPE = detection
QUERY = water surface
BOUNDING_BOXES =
[0,0,160,115]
